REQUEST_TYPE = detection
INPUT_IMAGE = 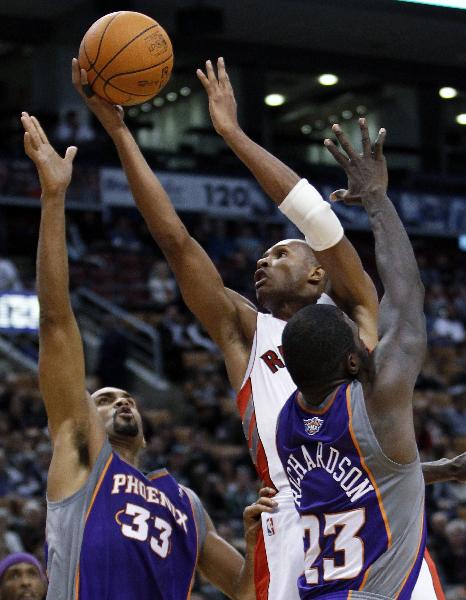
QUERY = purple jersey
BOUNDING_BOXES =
[276,381,426,600]
[46,441,204,599]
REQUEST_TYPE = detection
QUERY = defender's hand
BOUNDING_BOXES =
[196,57,240,138]
[450,452,466,482]
[324,118,388,204]
[71,58,125,136]
[243,487,277,549]
[21,112,77,196]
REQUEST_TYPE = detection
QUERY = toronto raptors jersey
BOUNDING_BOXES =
[237,296,334,490]
[276,382,426,599]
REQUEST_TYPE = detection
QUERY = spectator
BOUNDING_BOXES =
[109,216,142,253]
[432,307,465,345]
[0,552,47,600]
[55,109,95,144]
[148,260,178,309]
[0,259,22,293]
[438,519,466,586]
[0,510,23,556]
[11,501,45,557]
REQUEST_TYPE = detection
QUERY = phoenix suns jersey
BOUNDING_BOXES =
[276,381,426,600]
[237,296,334,491]
[46,440,204,599]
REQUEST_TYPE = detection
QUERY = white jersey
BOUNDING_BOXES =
[236,303,444,600]
[237,295,334,491]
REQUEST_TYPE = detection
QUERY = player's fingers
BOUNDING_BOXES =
[217,57,230,86]
[374,128,387,161]
[248,503,274,517]
[30,116,49,145]
[20,114,40,150]
[258,487,277,498]
[77,66,96,99]
[23,132,35,157]
[256,497,278,509]
[330,190,362,205]
[359,118,372,158]
[205,59,218,83]
[324,138,349,168]
[71,58,86,97]
[71,58,80,86]
[330,189,347,202]
[332,124,359,161]
[65,146,78,163]
[196,68,210,91]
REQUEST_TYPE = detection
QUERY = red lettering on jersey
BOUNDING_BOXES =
[260,350,285,373]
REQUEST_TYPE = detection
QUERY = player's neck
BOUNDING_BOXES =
[300,378,350,408]
[110,439,141,468]
[271,299,313,322]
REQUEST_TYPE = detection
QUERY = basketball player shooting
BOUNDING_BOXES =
[275,125,429,598]
[72,58,464,600]
[20,112,275,600]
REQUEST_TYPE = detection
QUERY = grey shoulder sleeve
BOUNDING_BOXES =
[183,487,208,550]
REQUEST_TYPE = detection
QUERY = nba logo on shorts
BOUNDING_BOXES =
[304,416,324,436]
[266,517,275,536]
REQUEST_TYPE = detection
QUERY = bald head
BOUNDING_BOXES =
[255,239,327,318]
[265,239,319,267]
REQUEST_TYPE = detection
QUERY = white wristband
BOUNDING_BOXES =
[279,179,344,251]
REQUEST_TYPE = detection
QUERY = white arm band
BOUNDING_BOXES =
[279,179,344,251]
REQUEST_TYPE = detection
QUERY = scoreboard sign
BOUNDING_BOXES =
[0,294,39,333]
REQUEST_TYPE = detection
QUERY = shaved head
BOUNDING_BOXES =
[266,239,317,261]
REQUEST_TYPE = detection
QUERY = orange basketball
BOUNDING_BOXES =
[78,11,173,106]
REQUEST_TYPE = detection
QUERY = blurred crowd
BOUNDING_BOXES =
[0,210,464,599]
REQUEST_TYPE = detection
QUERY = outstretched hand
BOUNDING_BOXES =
[243,487,277,548]
[324,118,388,205]
[197,57,240,137]
[21,112,77,196]
[71,58,125,135]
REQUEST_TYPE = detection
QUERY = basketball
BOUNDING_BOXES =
[78,11,173,106]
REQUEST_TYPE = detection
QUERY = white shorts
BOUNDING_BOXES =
[255,494,444,600]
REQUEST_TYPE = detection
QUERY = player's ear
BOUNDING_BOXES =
[308,265,325,285]
[346,352,360,376]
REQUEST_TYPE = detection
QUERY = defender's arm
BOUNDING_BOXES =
[22,113,105,500]
[326,124,425,464]
[197,493,276,600]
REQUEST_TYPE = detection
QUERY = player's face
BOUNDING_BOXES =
[254,240,324,312]
[0,563,46,600]
[92,387,144,444]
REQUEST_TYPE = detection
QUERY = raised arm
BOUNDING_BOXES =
[21,113,105,501]
[72,59,255,392]
[197,491,277,600]
[197,58,378,348]
[325,124,426,464]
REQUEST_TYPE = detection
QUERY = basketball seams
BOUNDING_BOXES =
[106,54,173,80]
[85,11,122,70]
[96,24,160,80]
